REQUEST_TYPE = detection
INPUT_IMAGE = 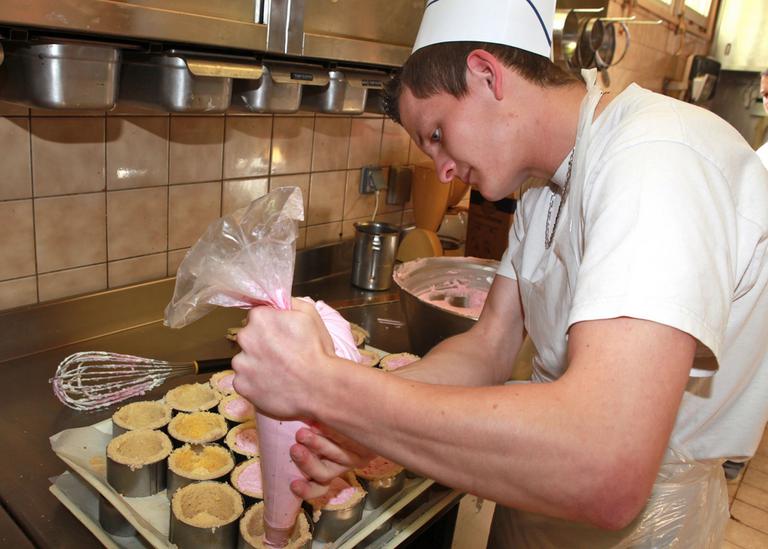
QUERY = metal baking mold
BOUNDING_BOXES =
[97,494,136,537]
[106,430,172,497]
[170,481,243,549]
[360,469,406,509]
[166,443,235,502]
[301,68,388,114]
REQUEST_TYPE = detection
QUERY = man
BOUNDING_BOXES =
[758,68,768,168]
[232,0,768,546]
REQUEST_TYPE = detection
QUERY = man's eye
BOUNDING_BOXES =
[430,128,442,143]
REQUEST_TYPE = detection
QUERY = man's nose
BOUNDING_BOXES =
[434,155,456,183]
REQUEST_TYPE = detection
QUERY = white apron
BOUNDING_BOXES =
[487,70,729,548]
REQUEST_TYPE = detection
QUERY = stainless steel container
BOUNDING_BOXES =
[301,68,387,114]
[351,222,400,291]
[120,52,260,112]
[393,257,499,355]
[231,61,328,113]
[0,41,121,109]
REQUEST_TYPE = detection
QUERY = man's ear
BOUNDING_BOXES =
[466,49,504,100]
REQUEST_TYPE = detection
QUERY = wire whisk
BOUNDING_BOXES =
[50,351,232,412]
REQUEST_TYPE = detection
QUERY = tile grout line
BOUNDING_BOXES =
[165,114,171,276]
[103,115,109,288]
[219,114,226,218]
[28,110,40,304]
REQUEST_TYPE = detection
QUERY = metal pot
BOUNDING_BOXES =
[351,222,400,291]
[393,257,498,355]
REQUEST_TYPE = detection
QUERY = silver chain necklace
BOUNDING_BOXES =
[544,149,575,249]
[543,91,608,249]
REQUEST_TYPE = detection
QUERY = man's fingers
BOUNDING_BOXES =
[306,423,376,467]
[290,443,349,484]
[291,478,331,501]
[295,428,363,468]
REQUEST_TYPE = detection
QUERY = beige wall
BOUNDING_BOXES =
[0,4,710,311]
[0,102,432,310]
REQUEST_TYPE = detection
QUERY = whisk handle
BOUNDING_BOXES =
[194,357,233,374]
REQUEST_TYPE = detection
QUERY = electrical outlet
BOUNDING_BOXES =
[360,166,387,194]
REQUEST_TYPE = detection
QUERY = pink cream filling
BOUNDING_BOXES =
[359,456,401,478]
[235,429,260,455]
[384,355,418,370]
[238,461,263,494]
[225,397,255,419]
[216,373,235,393]
[259,298,361,546]
[416,285,488,319]
[324,477,358,506]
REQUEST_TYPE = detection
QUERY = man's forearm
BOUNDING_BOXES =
[392,275,526,387]
[394,322,521,386]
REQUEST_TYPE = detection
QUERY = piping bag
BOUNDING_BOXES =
[164,186,362,546]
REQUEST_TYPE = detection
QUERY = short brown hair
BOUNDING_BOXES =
[384,42,581,124]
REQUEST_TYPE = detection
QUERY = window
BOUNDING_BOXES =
[637,0,719,37]
[685,0,713,16]
[683,0,717,33]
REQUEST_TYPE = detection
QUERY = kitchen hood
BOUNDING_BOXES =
[0,0,618,113]
[0,0,423,113]
[0,0,423,69]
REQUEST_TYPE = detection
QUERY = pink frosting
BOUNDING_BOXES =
[358,456,401,478]
[225,396,255,420]
[238,460,263,495]
[258,298,362,546]
[235,428,260,455]
[384,355,419,370]
[216,373,235,393]
[416,285,488,319]
[358,353,379,368]
[311,299,362,363]
[324,477,358,506]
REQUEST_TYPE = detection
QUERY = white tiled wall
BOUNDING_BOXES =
[0,106,416,310]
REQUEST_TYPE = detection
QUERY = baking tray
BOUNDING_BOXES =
[49,348,462,548]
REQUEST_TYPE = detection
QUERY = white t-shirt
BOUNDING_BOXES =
[498,84,768,461]
[758,142,768,170]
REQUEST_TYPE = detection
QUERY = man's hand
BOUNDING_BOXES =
[289,423,376,499]
[232,298,336,421]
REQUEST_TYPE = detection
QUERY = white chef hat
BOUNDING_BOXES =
[412,0,556,59]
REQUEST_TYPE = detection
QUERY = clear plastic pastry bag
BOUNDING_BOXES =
[489,446,729,548]
[164,185,303,328]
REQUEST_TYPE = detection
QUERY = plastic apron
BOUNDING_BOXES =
[487,70,729,548]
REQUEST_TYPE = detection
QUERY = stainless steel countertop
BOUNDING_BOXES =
[0,270,409,547]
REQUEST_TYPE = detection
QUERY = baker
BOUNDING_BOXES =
[758,68,768,168]
[232,0,768,546]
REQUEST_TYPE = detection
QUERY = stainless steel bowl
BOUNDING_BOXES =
[393,257,499,356]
